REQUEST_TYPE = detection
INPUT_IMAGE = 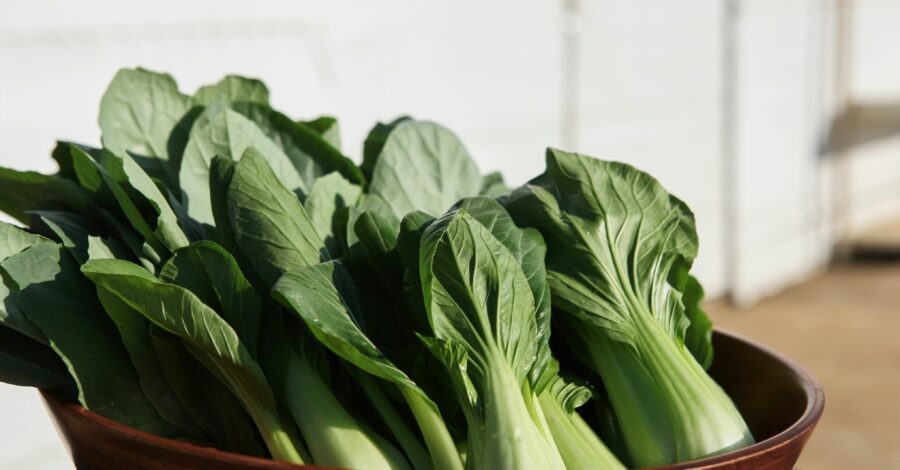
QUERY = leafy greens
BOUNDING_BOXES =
[0,68,752,470]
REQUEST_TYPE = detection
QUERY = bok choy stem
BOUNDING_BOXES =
[356,372,433,470]
[282,351,409,470]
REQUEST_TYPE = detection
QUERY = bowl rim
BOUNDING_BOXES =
[41,328,824,470]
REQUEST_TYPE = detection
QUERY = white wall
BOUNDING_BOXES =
[575,1,728,296]
[728,0,837,303]
[845,0,900,236]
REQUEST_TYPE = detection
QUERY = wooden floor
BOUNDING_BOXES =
[707,261,900,470]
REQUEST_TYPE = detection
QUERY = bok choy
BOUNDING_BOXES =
[0,67,754,470]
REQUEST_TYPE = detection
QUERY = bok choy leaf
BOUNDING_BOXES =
[505,148,753,466]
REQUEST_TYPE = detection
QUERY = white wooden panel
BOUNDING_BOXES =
[730,0,835,303]
[852,0,900,101]
[846,136,900,235]
[576,0,727,296]
[843,0,900,238]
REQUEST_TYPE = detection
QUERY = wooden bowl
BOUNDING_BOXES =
[41,329,824,470]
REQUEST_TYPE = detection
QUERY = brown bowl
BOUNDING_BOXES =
[41,329,823,470]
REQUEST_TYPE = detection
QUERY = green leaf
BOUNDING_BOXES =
[194,76,270,105]
[538,370,625,470]
[0,167,97,224]
[208,156,239,249]
[542,368,593,415]
[226,148,327,287]
[273,260,463,470]
[229,102,364,187]
[50,146,162,268]
[158,180,207,242]
[274,261,420,391]
[103,152,190,253]
[419,208,566,469]
[0,221,47,261]
[368,120,482,218]
[453,197,552,393]
[0,325,74,393]
[505,149,751,465]
[681,272,713,369]
[344,194,397,263]
[0,223,50,344]
[300,116,341,150]
[360,116,411,182]
[95,288,199,435]
[505,148,698,345]
[180,109,307,224]
[149,326,266,456]
[32,211,130,264]
[51,141,101,180]
[304,172,362,256]
[167,107,205,178]
[420,209,538,385]
[159,241,263,357]
[99,68,192,162]
[2,242,175,435]
[50,143,123,215]
[344,199,433,360]
[81,259,303,463]
[352,200,403,287]
[396,211,436,326]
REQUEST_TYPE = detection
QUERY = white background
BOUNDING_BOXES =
[2,0,900,467]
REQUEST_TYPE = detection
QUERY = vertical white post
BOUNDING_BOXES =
[560,0,581,150]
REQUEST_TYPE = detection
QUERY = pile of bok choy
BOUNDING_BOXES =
[0,68,753,469]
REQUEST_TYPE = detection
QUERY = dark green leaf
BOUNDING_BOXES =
[0,167,97,224]
[81,259,298,460]
[159,241,263,357]
[149,326,266,456]
[0,223,49,343]
[208,156,239,249]
[396,211,436,327]
[273,260,462,470]
[51,141,101,179]
[300,116,341,150]
[2,242,175,435]
[0,325,74,393]
[230,102,364,187]
[304,172,362,256]
[32,211,129,264]
[95,288,199,434]
[226,148,327,287]
[105,152,190,252]
[273,261,422,391]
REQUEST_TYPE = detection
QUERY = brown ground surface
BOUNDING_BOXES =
[706,261,900,470]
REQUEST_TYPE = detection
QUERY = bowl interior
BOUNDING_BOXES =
[709,331,817,443]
